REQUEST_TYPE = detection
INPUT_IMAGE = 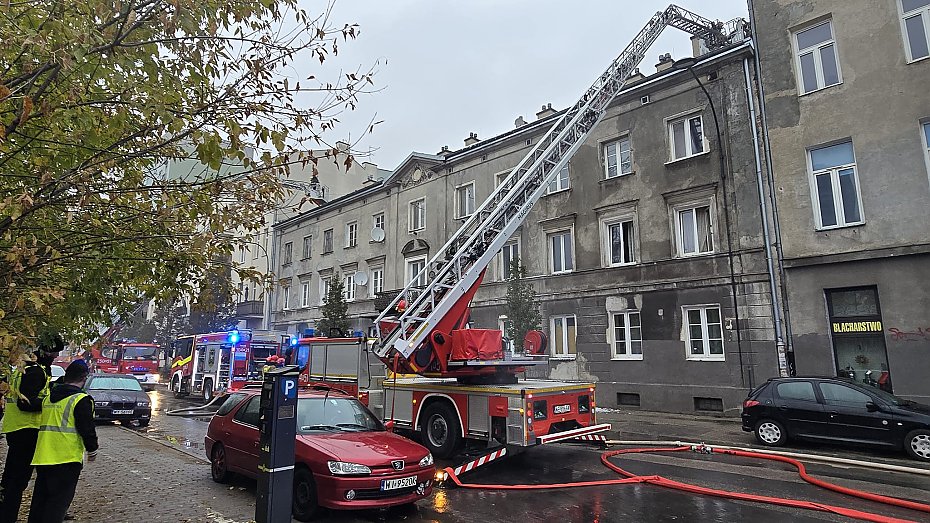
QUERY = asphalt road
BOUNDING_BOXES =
[106,387,930,523]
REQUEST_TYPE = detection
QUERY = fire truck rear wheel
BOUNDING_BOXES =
[420,402,462,459]
[210,444,230,483]
[292,467,320,521]
[203,379,214,402]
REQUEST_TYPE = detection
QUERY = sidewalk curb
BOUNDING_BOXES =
[117,425,211,464]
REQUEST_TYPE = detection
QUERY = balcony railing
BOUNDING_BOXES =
[236,300,264,318]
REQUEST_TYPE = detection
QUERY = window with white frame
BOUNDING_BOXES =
[370,267,384,297]
[550,315,577,358]
[923,122,930,175]
[406,257,426,287]
[345,222,358,248]
[373,212,385,233]
[794,20,841,94]
[343,274,355,301]
[302,235,312,259]
[603,218,635,266]
[684,305,724,361]
[409,199,426,231]
[239,246,246,263]
[674,203,714,256]
[499,240,520,280]
[455,182,476,218]
[498,315,514,339]
[322,229,333,253]
[611,311,642,360]
[548,229,574,274]
[282,285,290,310]
[604,137,633,178]
[300,281,311,308]
[809,141,863,229]
[283,242,293,265]
[669,114,705,161]
[547,165,570,194]
[495,171,510,188]
[319,276,332,305]
[901,1,930,61]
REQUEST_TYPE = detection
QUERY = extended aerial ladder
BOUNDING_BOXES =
[374,6,749,381]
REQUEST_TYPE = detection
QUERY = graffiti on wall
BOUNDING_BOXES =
[887,327,930,342]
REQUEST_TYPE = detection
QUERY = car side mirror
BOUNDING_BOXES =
[383,420,395,432]
[866,401,881,412]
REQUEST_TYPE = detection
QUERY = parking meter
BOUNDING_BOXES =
[255,365,301,523]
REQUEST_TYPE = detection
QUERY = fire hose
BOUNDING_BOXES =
[441,445,930,523]
[165,393,226,417]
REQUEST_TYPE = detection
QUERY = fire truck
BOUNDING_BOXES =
[288,6,747,463]
[94,342,161,390]
[169,330,282,400]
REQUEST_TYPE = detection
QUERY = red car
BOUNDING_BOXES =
[205,387,435,520]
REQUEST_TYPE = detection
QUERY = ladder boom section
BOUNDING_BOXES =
[374,5,748,364]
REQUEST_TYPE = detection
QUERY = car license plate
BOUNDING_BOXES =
[553,404,571,414]
[381,476,417,491]
[112,409,134,415]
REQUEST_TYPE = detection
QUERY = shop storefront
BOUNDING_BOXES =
[826,286,893,392]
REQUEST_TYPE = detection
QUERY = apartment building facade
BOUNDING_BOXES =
[751,0,930,402]
[271,40,785,414]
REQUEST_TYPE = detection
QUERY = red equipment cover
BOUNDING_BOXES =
[450,329,503,361]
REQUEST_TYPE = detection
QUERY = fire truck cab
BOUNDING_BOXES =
[94,342,161,390]
[170,330,282,401]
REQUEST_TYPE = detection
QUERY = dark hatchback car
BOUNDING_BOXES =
[85,373,152,426]
[742,377,930,461]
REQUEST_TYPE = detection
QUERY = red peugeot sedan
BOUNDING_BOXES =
[205,387,435,520]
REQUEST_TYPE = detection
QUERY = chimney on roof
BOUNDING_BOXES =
[691,36,709,58]
[464,133,479,146]
[335,140,350,153]
[514,116,527,128]
[656,53,674,73]
[535,103,556,120]
[627,68,645,84]
[437,145,454,157]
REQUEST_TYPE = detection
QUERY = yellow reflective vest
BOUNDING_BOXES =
[31,392,90,466]
[2,365,50,434]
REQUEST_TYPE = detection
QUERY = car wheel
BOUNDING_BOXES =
[203,379,214,402]
[754,419,787,446]
[211,444,230,483]
[904,429,930,462]
[419,402,462,459]
[292,468,320,522]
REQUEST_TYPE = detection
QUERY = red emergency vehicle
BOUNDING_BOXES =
[170,330,282,400]
[93,342,161,390]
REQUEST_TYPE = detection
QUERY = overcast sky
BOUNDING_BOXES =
[308,0,748,171]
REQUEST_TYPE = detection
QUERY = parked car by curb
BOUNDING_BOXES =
[85,373,152,427]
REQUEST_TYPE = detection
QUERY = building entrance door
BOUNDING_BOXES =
[826,287,892,393]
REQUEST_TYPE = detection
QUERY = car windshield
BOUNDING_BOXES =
[88,377,143,391]
[122,346,158,360]
[297,397,382,433]
[864,384,908,406]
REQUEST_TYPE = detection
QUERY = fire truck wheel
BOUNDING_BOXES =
[419,402,462,459]
[292,467,320,521]
[172,375,186,398]
[203,379,214,402]
[210,444,230,483]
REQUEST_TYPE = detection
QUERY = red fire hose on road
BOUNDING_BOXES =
[441,445,930,523]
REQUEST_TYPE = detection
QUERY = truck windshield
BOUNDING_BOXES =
[88,377,144,391]
[297,397,382,433]
[122,346,158,360]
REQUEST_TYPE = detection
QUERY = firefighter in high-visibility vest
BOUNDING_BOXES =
[27,359,97,523]
[0,335,62,523]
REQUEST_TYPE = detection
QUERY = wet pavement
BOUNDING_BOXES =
[83,387,930,522]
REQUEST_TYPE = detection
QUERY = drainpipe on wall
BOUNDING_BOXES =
[743,56,788,378]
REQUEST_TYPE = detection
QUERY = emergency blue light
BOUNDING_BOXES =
[228,330,240,344]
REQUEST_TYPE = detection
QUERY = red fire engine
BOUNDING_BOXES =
[170,330,282,400]
[93,342,161,390]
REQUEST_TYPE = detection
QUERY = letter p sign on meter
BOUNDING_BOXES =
[256,366,301,523]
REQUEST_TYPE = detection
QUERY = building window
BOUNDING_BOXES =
[409,199,426,232]
[603,218,635,266]
[239,246,246,264]
[370,267,384,297]
[343,274,355,301]
[282,286,290,310]
[611,311,642,360]
[300,281,311,308]
[345,222,358,248]
[827,286,892,393]
[809,141,863,229]
[495,171,510,188]
[373,212,385,233]
[550,315,577,358]
[794,20,841,94]
[406,257,426,287]
[322,229,333,253]
[901,0,930,61]
[283,242,293,265]
[499,240,520,280]
[547,165,570,194]
[301,235,312,259]
[669,114,705,161]
[923,122,930,179]
[455,182,476,218]
[604,137,632,178]
[319,276,331,305]
[548,229,574,274]
[684,305,724,361]
[674,204,713,256]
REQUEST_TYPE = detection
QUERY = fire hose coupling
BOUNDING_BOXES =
[690,444,714,454]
